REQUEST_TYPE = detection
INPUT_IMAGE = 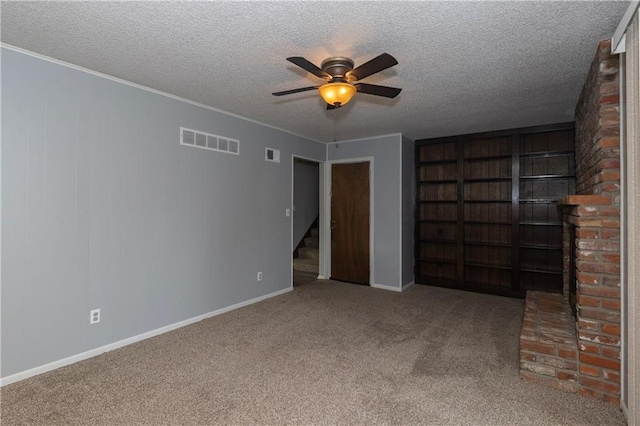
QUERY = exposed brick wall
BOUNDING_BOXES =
[574,40,621,203]
[568,39,621,405]
[520,292,578,392]
[522,39,621,406]
[565,202,621,405]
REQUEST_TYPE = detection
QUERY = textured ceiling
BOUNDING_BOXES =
[0,1,629,142]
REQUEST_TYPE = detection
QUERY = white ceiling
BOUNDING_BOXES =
[0,1,629,142]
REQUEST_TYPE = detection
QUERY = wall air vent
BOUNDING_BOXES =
[180,127,239,155]
[265,148,280,163]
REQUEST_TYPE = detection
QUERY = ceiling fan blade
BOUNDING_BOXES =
[286,57,331,80]
[355,83,402,98]
[347,53,398,81]
[272,86,319,96]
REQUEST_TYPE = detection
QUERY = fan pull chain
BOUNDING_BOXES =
[333,110,339,146]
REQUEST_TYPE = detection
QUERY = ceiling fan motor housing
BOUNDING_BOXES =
[321,57,355,80]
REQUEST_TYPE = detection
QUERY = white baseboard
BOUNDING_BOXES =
[0,287,292,387]
[317,275,327,280]
[402,281,415,292]
[370,283,402,292]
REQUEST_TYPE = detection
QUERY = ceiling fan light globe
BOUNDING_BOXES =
[318,82,356,106]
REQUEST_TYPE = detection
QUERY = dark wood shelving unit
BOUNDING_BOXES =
[417,159,457,166]
[464,154,512,162]
[417,257,458,264]
[520,174,575,180]
[464,241,512,248]
[520,199,558,203]
[464,220,512,225]
[463,177,512,183]
[520,268,563,275]
[520,243,562,250]
[418,238,457,243]
[464,200,512,204]
[464,262,511,271]
[415,123,575,298]
[520,151,574,159]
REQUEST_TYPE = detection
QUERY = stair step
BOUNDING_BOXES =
[293,257,319,274]
[299,247,319,260]
[304,237,319,249]
[293,270,318,285]
[310,228,319,238]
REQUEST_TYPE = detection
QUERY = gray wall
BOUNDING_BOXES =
[1,48,325,378]
[401,136,415,286]
[327,135,402,289]
[293,160,319,249]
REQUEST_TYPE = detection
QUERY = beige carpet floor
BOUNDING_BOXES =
[1,280,626,425]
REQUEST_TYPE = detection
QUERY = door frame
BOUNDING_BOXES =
[291,155,324,289]
[323,157,374,286]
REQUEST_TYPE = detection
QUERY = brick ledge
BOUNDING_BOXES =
[559,195,611,205]
[520,291,579,393]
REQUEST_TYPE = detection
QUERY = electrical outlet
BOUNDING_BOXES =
[257,272,263,281]
[285,208,290,217]
[90,309,100,324]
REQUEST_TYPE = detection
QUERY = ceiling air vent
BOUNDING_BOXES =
[180,127,239,155]
[265,148,280,163]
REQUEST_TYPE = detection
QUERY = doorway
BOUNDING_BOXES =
[292,157,322,287]
[330,161,371,285]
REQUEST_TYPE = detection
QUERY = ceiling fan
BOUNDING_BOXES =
[272,53,401,109]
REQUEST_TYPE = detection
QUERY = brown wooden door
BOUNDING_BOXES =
[331,162,370,284]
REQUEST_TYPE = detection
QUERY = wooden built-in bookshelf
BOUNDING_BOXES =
[415,123,575,298]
